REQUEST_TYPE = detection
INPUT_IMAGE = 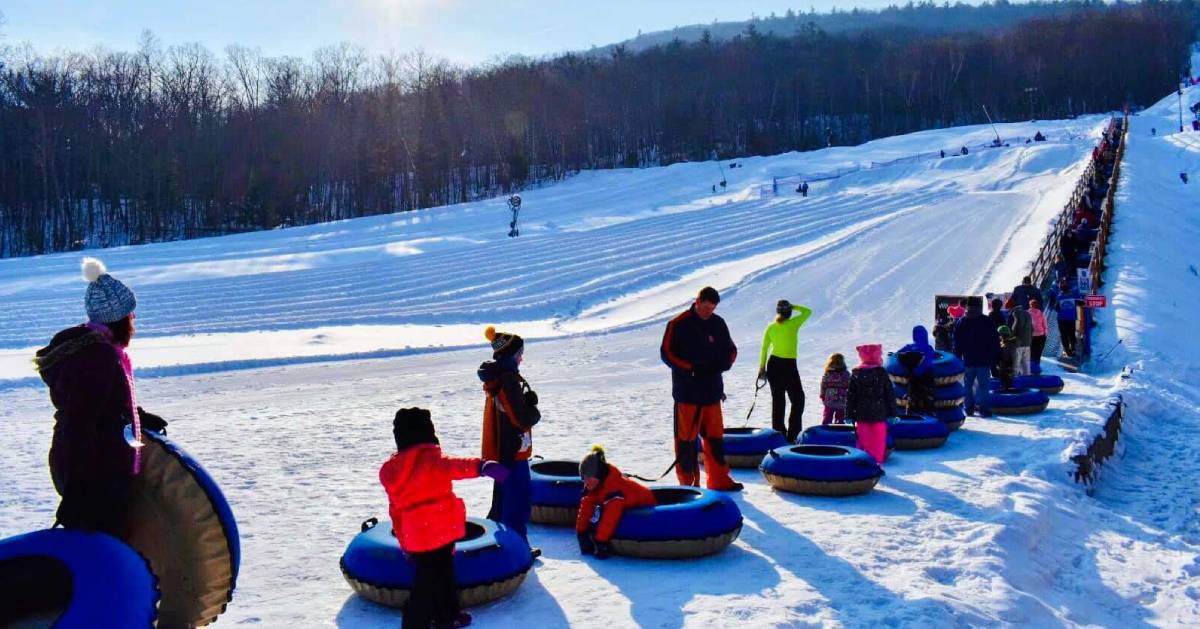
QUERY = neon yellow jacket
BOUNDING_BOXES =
[759,304,813,368]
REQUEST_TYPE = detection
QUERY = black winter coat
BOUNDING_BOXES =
[478,361,540,463]
[660,306,737,405]
[1011,284,1043,310]
[954,313,1002,368]
[34,325,135,530]
[845,366,896,423]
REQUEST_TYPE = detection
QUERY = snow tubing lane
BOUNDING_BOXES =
[124,431,239,628]
[760,445,883,496]
[341,516,534,608]
[723,427,789,468]
[886,350,965,386]
[0,529,159,628]
[798,424,894,459]
[892,381,966,409]
[989,374,1065,394]
[936,406,967,431]
[989,388,1051,415]
[608,487,742,559]
[888,414,951,450]
[530,460,584,526]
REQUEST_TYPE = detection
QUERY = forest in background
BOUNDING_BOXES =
[0,1,1195,257]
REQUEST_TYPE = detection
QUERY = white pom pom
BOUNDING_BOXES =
[81,257,107,283]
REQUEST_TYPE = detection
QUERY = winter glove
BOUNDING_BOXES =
[523,388,539,408]
[757,368,767,382]
[480,461,510,482]
[577,532,595,555]
[593,541,612,560]
[137,407,168,434]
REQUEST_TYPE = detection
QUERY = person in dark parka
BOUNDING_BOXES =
[33,258,165,535]
[1010,276,1043,311]
[954,296,1001,417]
[660,286,741,491]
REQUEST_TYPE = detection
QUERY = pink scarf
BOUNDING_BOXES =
[86,321,142,475]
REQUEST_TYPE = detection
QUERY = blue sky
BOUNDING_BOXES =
[1,1,902,65]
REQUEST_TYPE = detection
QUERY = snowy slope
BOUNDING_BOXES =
[0,118,1098,383]
[6,100,1197,629]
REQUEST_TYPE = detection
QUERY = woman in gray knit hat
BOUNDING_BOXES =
[33,257,166,534]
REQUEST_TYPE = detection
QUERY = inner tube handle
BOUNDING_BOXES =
[767,449,781,459]
[361,517,379,532]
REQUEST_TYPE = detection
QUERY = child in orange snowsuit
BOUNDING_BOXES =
[575,446,657,559]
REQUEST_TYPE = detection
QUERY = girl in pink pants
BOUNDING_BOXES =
[845,344,896,464]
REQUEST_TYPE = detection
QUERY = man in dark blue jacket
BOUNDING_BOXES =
[954,296,1001,417]
[661,286,742,491]
[1010,276,1043,310]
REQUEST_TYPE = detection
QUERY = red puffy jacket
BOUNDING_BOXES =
[379,444,482,553]
[575,464,657,542]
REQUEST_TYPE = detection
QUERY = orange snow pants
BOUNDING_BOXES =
[673,403,736,490]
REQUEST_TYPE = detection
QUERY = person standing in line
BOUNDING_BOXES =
[1009,304,1034,376]
[1029,299,1048,372]
[758,299,814,442]
[477,327,541,553]
[954,296,1001,418]
[845,344,895,464]
[1047,278,1080,357]
[660,287,743,492]
[819,353,850,425]
[1010,276,1043,311]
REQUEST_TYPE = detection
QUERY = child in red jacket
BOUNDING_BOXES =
[576,445,657,559]
[380,407,508,629]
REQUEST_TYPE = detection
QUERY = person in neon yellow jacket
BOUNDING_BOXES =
[758,300,813,442]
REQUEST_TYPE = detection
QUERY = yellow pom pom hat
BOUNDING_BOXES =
[484,325,524,359]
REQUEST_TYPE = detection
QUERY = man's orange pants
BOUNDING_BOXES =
[673,402,736,490]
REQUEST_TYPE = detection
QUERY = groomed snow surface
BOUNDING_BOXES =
[1,102,1197,627]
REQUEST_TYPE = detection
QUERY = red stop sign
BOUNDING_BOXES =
[1085,295,1107,308]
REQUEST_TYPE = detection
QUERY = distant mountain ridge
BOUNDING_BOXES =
[594,1,1092,54]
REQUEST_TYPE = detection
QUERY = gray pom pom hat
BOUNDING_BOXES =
[81,257,137,324]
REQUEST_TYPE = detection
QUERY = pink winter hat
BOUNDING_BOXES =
[856,344,883,368]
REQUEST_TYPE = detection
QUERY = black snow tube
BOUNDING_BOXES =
[124,430,240,627]
[0,529,159,628]
[722,427,789,468]
[608,487,743,559]
[529,460,584,526]
[341,517,534,608]
[989,388,1051,415]
[759,444,883,496]
[885,350,965,386]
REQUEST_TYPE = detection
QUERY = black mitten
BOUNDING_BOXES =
[137,407,168,434]
[578,532,595,555]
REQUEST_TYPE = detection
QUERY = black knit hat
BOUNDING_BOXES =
[484,326,524,359]
[697,286,720,304]
[393,407,438,450]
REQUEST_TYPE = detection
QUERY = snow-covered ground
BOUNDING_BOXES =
[1,95,1196,627]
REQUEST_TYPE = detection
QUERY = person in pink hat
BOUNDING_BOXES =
[845,343,896,464]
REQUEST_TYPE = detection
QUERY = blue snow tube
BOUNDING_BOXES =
[989,387,1051,415]
[936,406,967,431]
[723,427,789,468]
[0,529,159,628]
[888,414,951,450]
[760,444,883,496]
[341,516,534,608]
[886,350,965,386]
[990,374,1064,394]
[125,430,239,627]
[609,487,743,559]
[798,423,894,459]
[530,459,584,526]
[892,381,967,409]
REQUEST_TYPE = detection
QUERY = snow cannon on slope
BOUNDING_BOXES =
[760,444,883,496]
[341,517,534,608]
[0,529,160,627]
